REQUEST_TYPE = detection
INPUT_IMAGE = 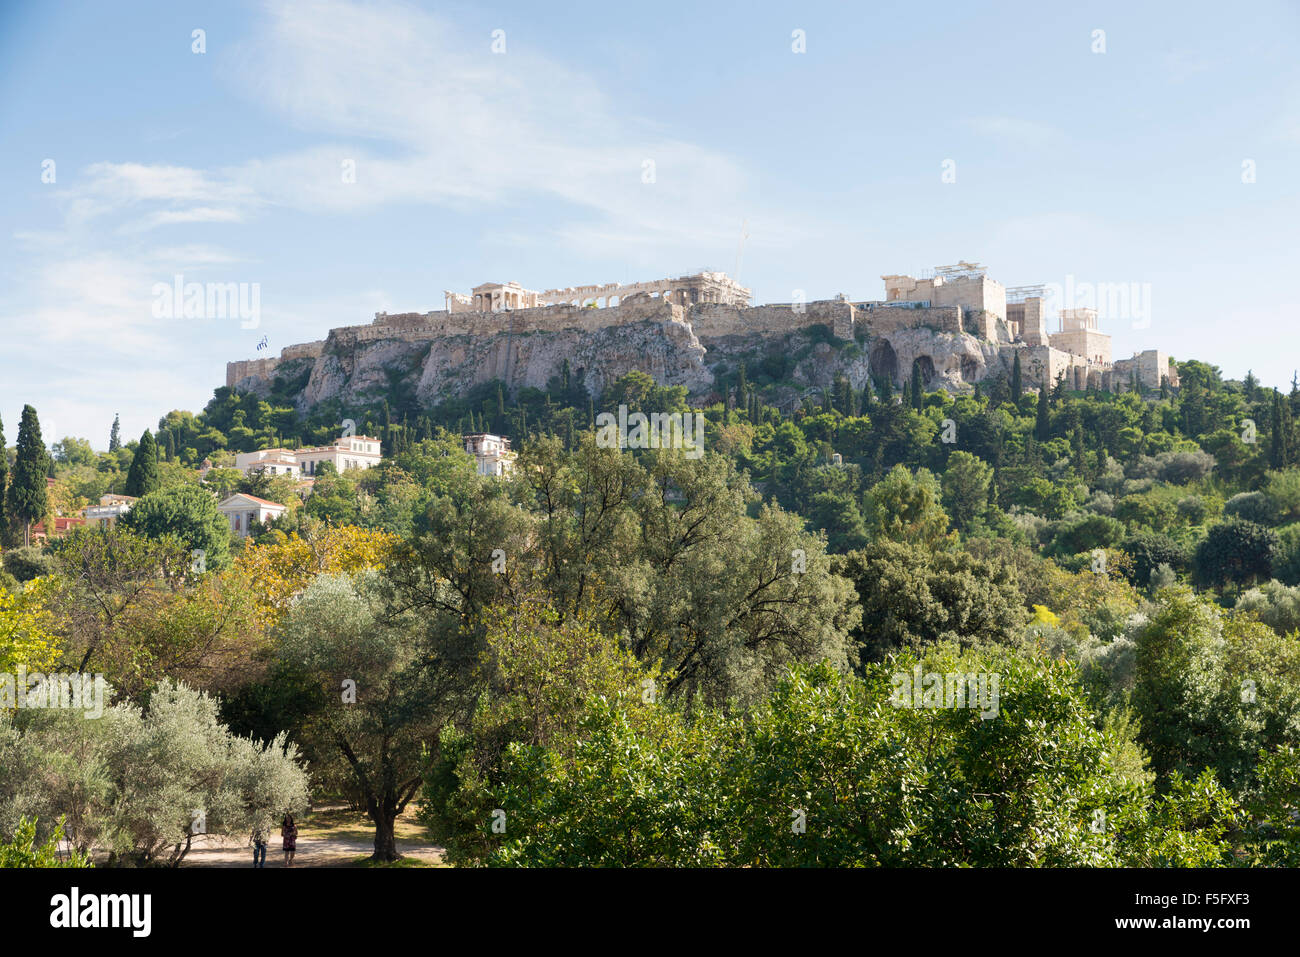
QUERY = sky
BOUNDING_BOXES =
[2,0,1298,450]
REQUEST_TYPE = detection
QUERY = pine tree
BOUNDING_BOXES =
[7,405,49,547]
[109,413,122,452]
[1035,383,1050,442]
[124,430,161,497]
[1011,351,1023,403]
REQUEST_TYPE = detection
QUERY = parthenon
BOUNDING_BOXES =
[444,270,752,313]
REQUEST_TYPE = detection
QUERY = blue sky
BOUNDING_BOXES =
[2,0,1298,448]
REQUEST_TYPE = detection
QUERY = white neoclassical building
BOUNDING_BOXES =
[218,493,288,538]
[233,435,383,479]
[464,433,515,477]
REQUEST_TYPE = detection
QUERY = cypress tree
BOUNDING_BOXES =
[109,413,122,452]
[124,430,161,497]
[7,405,49,547]
[1035,383,1050,442]
[1071,417,1086,474]
[162,429,176,462]
[1271,391,1285,469]
[880,374,894,404]
[1011,351,1023,403]
[0,413,7,543]
[1282,395,1296,468]
[910,361,923,411]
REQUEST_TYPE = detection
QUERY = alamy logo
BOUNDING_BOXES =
[50,888,151,937]
[890,665,1000,719]
[1041,274,1151,329]
[0,667,107,719]
[595,405,705,459]
[151,274,261,328]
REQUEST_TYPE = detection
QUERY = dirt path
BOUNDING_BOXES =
[180,807,445,868]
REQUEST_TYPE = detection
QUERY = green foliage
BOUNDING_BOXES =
[0,680,308,866]
[839,541,1025,662]
[0,817,91,868]
[863,465,950,546]
[122,484,231,570]
[484,651,1238,867]
[2,545,54,583]
[1194,518,1277,590]
[124,430,161,497]
[6,405,49,543]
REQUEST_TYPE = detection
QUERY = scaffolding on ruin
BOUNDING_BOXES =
[1005,284,1046,304]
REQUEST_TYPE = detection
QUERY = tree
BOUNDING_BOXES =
[109,413,121,452]
[1011,351,1023,403]
[1035,383,1050,442]
[1131,590,1261,791]
[124,430,161,497]
[276,571,440,861]
[941,451,993,531]
[486,651,1236,867]
[863,465,950,547]
[839,541,1024,661]
[6,406,49,547]
[0,818,90,868]
[910,360,923,411]
[420,598,658,864]
[1194,518,1277,591]
[121,484,231,570]
[0,413,7,545]
[0,680,309,866]
[0,579,62,675]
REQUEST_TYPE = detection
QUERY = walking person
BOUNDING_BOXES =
[251,827,268,868]
[281,814,298,867]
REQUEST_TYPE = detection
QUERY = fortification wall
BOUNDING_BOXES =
[226,341,326,388]
[689,300,855,341]
[365,296,687,342]
[856,303,963,336]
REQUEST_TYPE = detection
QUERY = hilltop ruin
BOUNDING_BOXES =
[226,264,1178,412]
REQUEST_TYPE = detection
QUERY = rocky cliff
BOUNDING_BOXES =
[226,294,1013,411]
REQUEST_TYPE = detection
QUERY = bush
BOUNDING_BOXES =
[1122,532,1190,585]
[1,546,54,583]
[1236,580,1300,637]
[1225,491,1273,525]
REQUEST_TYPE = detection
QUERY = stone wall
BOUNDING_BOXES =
[689,300,856,342]
[1008,298,1048,346]
[225,341,325,389]
[1113,350,1179,389]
